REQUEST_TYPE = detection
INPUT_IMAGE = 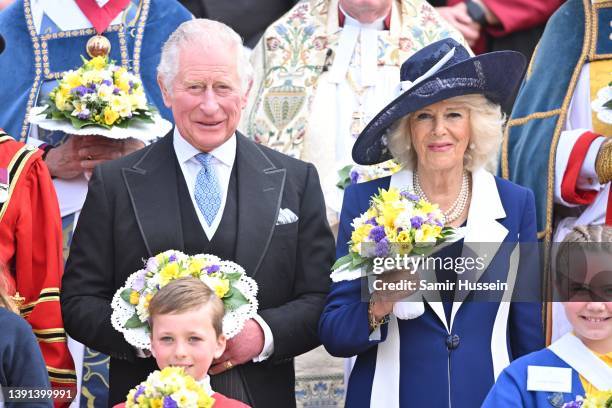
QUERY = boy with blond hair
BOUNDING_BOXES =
[115,277,249,407]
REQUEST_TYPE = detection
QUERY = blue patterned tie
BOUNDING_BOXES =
[194,153,222,226]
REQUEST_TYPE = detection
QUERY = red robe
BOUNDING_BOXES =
[0,131,76,400]
[445,0,564,54]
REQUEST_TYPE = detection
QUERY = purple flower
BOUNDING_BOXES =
[145,257,159,272]
[77,110,91,120]
[562,401,583,408]
[369,225,386,242]
[133,385,144,402]
[350,170,359,184]
[86,83,97,92]
[205,264,220,274]
[168,254,177,262]
[71,86,88,96]
[410,216,423,229]
[163,396,178,408]
[401,191,419,201]
[375,238,389,257]
[113,87,121,95]
[102,79,112,86]
[365,217,377,226]
[133,270,146,291]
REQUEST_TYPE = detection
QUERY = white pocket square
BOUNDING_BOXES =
[276,208,298,225]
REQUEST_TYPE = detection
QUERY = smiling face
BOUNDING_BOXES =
[564,301,612,353]
[561,250,612,354]
[150,305,226,380]
[158,42,249,152]
[408,99,471,174]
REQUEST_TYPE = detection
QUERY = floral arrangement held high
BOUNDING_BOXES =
[331,187,455,275]
[125,366,215,408]
[111,250,258,350]
[563,390,612,408]
[44,56,152,129]
[28,56,171,140]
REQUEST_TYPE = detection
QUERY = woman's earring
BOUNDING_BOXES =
[469,143,475,150]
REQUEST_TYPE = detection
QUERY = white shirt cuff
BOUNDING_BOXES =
[554,129,602,206]
[251,314,274,362]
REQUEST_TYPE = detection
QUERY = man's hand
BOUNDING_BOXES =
[436,3,482,47]
[45,135,145,179]
[209,319,265,375]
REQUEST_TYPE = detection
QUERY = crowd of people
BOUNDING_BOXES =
[0,0,610,407]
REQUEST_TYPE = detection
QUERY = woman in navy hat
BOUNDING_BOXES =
[319,38,545,407]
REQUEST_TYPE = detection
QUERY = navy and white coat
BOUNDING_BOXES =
[319,168,545,408]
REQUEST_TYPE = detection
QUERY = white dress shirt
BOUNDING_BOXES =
[173,128,274,361]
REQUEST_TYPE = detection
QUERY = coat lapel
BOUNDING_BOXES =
[234,133,286,277]
[449,168,508,325]
[389,169,449,331]
[122,132,184,257]
[390,168,509,331]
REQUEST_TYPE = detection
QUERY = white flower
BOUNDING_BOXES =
[591,85,612,124]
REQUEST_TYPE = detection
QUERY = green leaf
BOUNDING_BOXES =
[604,99,612,110]
[331,254,353,271]
[222,272,243,282]
[223,287,249,312]
[336,165,353,190]
[120,288,133,303]
[124,313,147,329]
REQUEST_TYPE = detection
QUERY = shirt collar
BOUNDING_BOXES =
[173,127,236,168]
[196,375,214,396]
[338,4,390,30]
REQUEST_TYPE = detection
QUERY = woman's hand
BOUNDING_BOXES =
[370,268,419,320]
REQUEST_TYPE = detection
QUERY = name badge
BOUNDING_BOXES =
[527,366,572,393]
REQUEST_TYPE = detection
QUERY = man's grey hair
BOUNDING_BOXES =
[157,19,254,94]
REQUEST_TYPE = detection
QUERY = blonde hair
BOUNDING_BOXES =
[148,277,224,336]
[157,19,253,94]
[386,94,504,172]
[0,265,18,314]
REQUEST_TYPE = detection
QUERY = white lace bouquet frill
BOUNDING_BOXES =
[111,250,258,349]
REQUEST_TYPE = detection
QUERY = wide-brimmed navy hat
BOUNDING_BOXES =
[352,38,526,165]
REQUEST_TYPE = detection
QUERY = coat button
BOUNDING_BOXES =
[446,334,460,350]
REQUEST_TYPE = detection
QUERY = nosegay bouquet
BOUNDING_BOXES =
[125,366,215,408]
[332,187,456,274]
[562,390,612,408]
[111,250,258,350]
[330,187,458,319]
[43,56,153,129]
[29,55,171,141]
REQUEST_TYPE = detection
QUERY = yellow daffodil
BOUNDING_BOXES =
[351,224,373,247]
[129,290,140,305]
[64,71,83,88]
[159,263,180,286]
[103,107,119,125]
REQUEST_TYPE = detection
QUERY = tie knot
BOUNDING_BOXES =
[195,152,213,167]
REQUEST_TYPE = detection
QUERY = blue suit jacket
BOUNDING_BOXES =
[319,169,544,408]
[482,348,586,407]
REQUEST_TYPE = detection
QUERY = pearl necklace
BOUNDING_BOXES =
[413,170,470,224]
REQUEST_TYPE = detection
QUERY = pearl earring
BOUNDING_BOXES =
[469,143,475,150]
